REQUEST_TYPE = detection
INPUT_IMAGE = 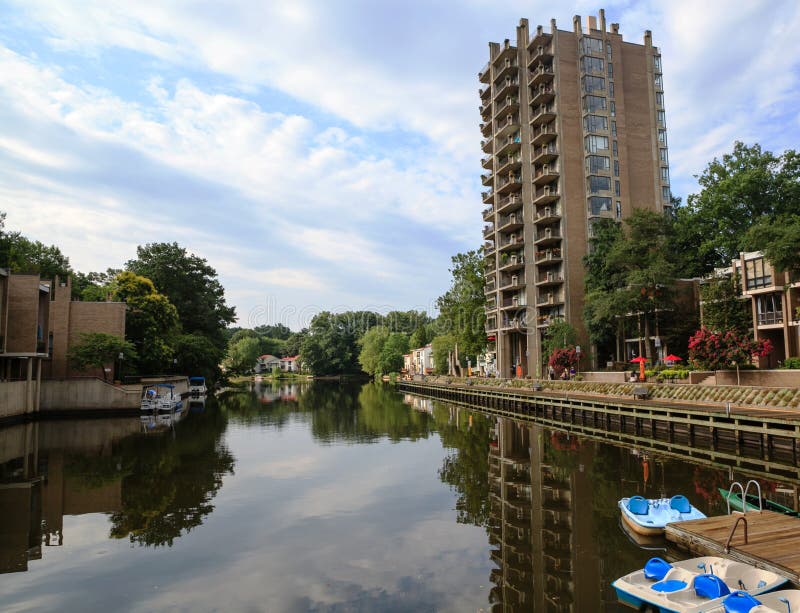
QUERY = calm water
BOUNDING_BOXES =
[0,382,796,612]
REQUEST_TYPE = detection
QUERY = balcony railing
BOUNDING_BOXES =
[535,230,561,243]
[499,234,524,249]
[535,248,562,261]
[482,205,494,218]
[757,312,783,325]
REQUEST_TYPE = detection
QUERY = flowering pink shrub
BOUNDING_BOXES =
[548,347,579,376]
[688,327,773,370]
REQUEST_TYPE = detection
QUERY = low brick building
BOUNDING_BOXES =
[46,276,126,379]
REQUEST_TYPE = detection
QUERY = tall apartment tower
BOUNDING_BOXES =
[480,10,671,378]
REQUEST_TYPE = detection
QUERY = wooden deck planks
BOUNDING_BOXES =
[666,511,800,583]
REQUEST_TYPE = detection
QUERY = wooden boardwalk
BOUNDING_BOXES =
[665,511,800,584]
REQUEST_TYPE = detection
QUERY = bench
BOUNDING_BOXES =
[531,383,543,392]
[633,386,649,400]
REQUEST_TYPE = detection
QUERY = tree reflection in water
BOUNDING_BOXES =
[108,405,234,547]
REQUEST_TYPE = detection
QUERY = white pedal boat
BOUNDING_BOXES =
[711,589,800,612]
[619,495,706,536]
[613,556,788,613]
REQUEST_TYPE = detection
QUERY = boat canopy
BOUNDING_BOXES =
[189,377,206,384]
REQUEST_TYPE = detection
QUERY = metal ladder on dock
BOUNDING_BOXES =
[726,480,763,515]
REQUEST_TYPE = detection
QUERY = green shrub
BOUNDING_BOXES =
[782,357,800,369]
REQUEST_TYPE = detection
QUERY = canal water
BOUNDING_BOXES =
[1,382,797,612]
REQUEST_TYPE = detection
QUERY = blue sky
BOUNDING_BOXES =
[1,0,798,330]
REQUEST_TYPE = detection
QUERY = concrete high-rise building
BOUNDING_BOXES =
[480,9,671,378]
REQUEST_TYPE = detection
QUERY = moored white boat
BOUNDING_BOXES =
[140,383,183,413]
[619,495,706,536]
[613,556,788,613]
[712,589,800,612]
[189,376,207,395]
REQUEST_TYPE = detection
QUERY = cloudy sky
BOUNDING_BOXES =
[1,1,798,329]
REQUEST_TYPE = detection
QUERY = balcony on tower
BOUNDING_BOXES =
[479,61,490,83]
[482,189,494,204]
[496,131,522,157]
[532,143,559,166]
[536,288,564,307]
[499,251,524,273]
[482,204,494,221]
[496,151,522,176]
[527,42,554,68]
[531,83,555,107]
[528,64,554,88]
[536,269,564,287]
[496,193,522,215]
[534,247,562,264]
[498,232,524,252]
[499,272,525,291]
[497,212,523,233]
[494,95,520,121]
[532,184,559,205]
[484,240,496,257]
[530,103,557,127]
[496,171,522,196]
[533,162,559,186]
[483,223,494,239]
[532,122,557,146]
[534,205,561,225]
[534,227,561,247]
[495,114,520,140]
[481,171,493,186]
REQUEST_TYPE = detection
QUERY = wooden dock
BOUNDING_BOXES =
[665,511,800,585]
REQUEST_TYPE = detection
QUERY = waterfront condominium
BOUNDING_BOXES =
[480,9,671,378]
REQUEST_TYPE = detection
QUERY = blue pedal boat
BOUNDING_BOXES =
[619,495,706,536]
[612,556,788,613]
[713,589,800,612]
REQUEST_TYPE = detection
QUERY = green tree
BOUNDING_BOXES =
[409,325,429,350]
[67,332,137,381]
[0,229,73,280]
[174,333,222,381]
[699,274,751,334]
[431,334,456,375]
[225,336,262,374]
[358,326,390,377]
[436,250,485,362]
[110,271,179,374]
[284,330,306,356]
[71,268,121,301]
[126,242,236,349]
[253,324,292,340]
[377,332,409,375]
[541,320,579,366]
[746,214,800,275]
[300,311,382,375]
[676,143,800,273]
[583,210,678,363]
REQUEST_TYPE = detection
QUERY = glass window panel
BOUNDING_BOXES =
[659,148,668,163]
[610,101,616,117]
[582,75,605,93]
[662,186,671,201]
[606,41,612,59]
[583,114,608,133]
[615,180,621,196]
[581,56,604,73]
[657,110,666,125]
[658,129,667,144]
[611,121,617,136]
[613,160,619,176]
[585,155,610,173]
[589,196,612,215]
[589,175,611,193]
[582,37,604,55]
[608,63,613,78]
[609,82,615,98]
[612,140,618,156]
[655,74,663,89]
[616,201,622,219]
[584,135,609,152]
[653,55,662,71]
[583,95,607,112]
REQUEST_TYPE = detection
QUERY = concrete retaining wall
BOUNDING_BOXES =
[580,371,628,383]
[714,369,800,388]
[0,381,30,419]
[40,379,141,410]
[39,376,189,411]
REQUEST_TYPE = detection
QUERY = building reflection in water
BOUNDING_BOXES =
[487,419,600,612]
[0,419,140,574]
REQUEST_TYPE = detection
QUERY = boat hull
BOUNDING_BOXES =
[621,508,665,536]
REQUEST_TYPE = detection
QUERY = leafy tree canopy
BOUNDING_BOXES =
[67,332,137,381]
[225,336,262,375]
[436,250,485,360]
[127,242,235,349]
[699,274,751,335]
[676,142,800,273]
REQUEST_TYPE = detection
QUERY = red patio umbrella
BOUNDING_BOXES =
[664,354,682,362]
[630,356,648,381]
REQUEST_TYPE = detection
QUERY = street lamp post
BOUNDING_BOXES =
[117,352,124,382]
